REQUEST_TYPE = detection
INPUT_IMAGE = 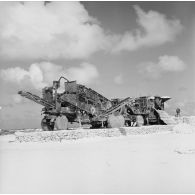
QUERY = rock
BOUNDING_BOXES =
[173,123,195,134]
[14,125,174,143]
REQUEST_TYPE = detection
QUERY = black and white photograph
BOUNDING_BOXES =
[0,1,195,194]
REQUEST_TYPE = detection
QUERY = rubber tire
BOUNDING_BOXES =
[41,118,54,131]
[55,115,68,130]
[107,114,125,128]
[136,115,144,127]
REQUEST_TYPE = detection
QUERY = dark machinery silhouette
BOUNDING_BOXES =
[18,77,175,131]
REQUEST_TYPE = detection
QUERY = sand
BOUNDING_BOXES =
[1,124,195,193]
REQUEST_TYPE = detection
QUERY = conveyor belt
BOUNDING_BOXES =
[18,91,92,114]
[100,97,133,117]
[18,91,55,108]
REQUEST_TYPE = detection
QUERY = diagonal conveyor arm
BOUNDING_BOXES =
[100,97,134,117]
[18,91,55,108]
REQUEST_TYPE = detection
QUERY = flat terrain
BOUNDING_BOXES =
[0,125,195,193]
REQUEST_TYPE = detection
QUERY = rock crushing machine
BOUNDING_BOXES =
[18,76,175,131]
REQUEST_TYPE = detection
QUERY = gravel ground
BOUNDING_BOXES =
[1,127,195,193]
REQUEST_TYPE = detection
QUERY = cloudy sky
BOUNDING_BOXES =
[0,1,195,129]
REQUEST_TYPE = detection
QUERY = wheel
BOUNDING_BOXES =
[55,115,68,130]
[107,114,125,128]
[136,115,144,127]
[41,118,54,131]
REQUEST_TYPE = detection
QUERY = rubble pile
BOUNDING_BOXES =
[183,116,195,126]
[173,123,195,134]
[174,116,195,126]
[15,125,174,142]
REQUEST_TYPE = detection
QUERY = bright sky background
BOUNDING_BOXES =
[0,1,195,129]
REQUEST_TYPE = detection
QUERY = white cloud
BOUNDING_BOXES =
[158,55,186,72]
[0,2,108,60]
[114,74,124,84]
[0,62,99,90]
[0,67,29,83]
[138,55,186,79]
[0,2,182,59]
[138,61,161,79]
[67,63,99,84]
[112,5,183,52]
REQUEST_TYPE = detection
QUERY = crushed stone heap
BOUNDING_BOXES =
[15,125,174,143]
